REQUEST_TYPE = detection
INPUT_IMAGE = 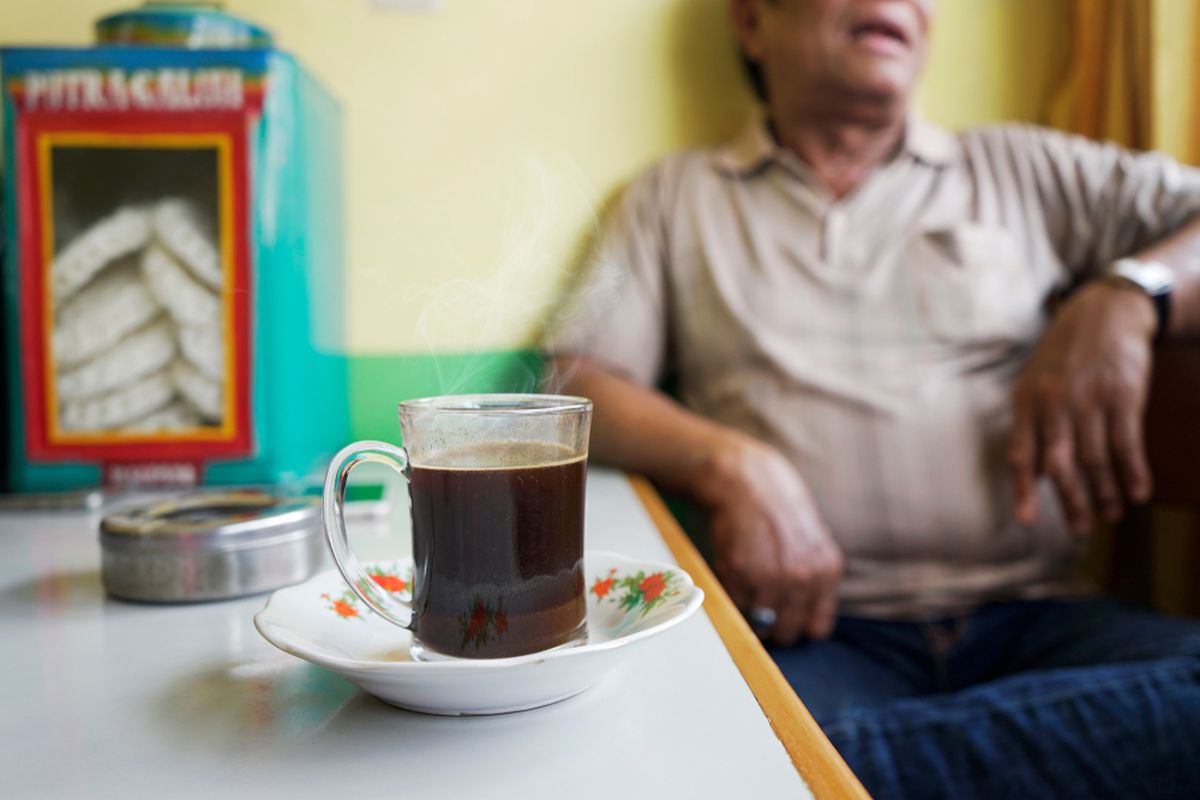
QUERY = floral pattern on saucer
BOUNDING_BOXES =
[320,563,412,620]
[591,568,682,617]
[320,589,363,620]
[256,551,704,715]
[587,562,692,640]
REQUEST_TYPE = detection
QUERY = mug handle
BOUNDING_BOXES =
[322,440,414,629]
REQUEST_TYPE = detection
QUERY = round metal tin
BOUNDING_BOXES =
[100,489,324,603]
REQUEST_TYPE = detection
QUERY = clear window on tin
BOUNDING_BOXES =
[46,144,227,435]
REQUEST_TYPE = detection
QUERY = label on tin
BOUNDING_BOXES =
[104,461,199,488]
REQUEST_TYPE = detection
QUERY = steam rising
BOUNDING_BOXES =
[403,150,617,398]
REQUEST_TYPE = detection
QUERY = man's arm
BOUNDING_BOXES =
[1009,213,1200,532]
[551,355,843,642]
[551,357,740,499]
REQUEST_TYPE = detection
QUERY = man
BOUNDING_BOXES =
[543,0,1200,797]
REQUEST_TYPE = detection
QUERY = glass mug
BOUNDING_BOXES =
[322,394,592,660]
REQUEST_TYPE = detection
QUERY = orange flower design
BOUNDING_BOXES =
[332,599,359,619]
[322,591,362,620]
[458,596,507,650]
[370,573,408,593]
[466,602,488,639]
[639,572,666,602]
[591,575,615,598]
[595,568,679,617]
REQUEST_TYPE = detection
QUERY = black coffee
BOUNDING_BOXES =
[409,442,586,658]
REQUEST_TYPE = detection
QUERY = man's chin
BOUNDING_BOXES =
[833,61,919,107]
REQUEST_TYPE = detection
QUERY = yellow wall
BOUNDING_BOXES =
[919,0,1068,130]
[5,0,1070,354]
[1154,0,1200,162]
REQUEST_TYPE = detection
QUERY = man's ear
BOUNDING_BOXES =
[730,0,767,61]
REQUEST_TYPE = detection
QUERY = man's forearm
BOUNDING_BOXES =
[546,356,747,505]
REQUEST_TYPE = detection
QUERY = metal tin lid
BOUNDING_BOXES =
[100,489,319,553]
[95,2,274,48]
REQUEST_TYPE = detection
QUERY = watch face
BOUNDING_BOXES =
[1113,259,1175,296]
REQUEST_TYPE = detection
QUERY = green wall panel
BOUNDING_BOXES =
[348,350,544,440]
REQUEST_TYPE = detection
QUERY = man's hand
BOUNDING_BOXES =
[698,434,843,645]
[1008,281,1157,533]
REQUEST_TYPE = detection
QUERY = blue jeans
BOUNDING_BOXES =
[770,599,1200,799]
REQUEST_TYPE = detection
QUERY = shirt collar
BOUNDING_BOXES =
[713,110,960,178]
[905,116,960,166]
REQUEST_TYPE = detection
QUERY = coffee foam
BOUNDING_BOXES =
[414,440,585,471]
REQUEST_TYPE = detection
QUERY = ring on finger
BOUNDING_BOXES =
[748,606,778,633]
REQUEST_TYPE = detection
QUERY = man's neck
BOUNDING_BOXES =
[770,110,907,200]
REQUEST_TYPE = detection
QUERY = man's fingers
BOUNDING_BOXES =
[1040,410,1092,534]
[767,561,813,645]
[1076,410,1121,522]
[1007,396,1039,523]
[1110,398,1153,504]
[806,553,840,639]
[711,514,763,613]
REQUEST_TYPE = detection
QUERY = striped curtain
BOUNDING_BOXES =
[1048,0,1155,149]
[1048,0,1200,162]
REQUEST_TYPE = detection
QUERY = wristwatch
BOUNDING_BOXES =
[1105,257,1175,342]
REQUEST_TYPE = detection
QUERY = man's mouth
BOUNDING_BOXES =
[849,18,911,53]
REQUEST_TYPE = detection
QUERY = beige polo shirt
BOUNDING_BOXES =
[545,116,1200,620]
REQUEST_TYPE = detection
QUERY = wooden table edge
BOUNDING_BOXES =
[628,473,871,800]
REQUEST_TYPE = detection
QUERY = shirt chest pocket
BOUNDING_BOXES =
[906,224,1044,345]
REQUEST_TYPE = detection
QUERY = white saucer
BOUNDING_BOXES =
[254,550,704,716]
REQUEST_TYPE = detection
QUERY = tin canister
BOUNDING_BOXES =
[100,489,324,602]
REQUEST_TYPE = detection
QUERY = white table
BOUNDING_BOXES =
[0,469,861,799]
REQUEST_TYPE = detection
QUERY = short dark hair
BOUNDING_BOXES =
[736,0,775,101]
[739,51,767,101]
